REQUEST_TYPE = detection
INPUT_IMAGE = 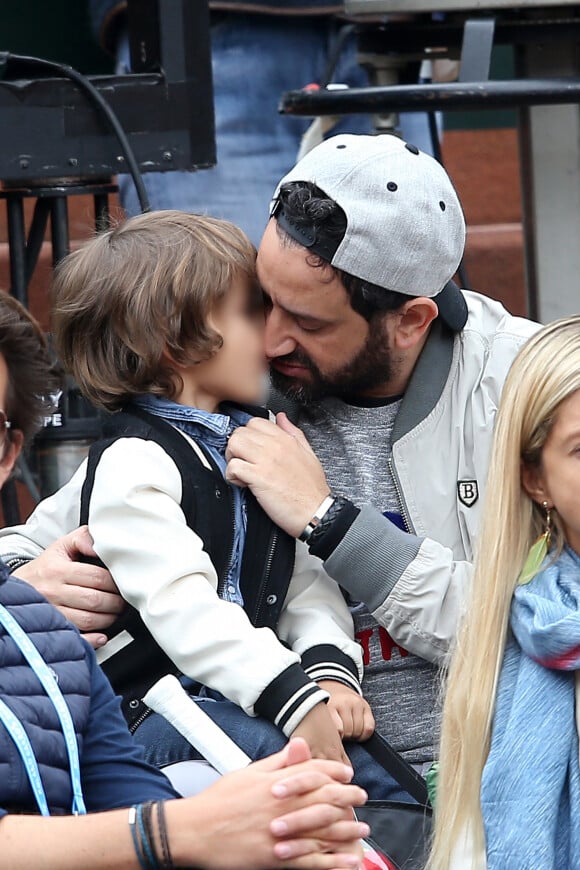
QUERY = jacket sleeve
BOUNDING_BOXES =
[89,437,327,735]
[276,541,363,692]
[0,463,87,566]
[321,504,470,665]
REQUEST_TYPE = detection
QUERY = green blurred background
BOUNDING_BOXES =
[0,1,113,74]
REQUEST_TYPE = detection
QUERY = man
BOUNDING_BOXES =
[224,133,539,771]
[0,134,539,771]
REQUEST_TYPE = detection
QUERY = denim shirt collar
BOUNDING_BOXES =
[133,395,253,451]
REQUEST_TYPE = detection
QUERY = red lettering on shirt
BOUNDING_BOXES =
[356,626,409,663]
[357,629,373,666]
[378,626,409,661]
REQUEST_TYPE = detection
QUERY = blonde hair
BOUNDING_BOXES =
[51,210,257,411]
[429,315,580,869]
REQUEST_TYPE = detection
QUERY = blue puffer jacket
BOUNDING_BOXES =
[0,567,92,815]
[89,0,342,51]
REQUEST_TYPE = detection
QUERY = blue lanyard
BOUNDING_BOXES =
[0,603,87,815]
[0,698,50,815]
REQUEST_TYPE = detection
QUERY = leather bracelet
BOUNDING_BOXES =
[156,800,174,869]
[298,495,335,542]
[307,495,352,550]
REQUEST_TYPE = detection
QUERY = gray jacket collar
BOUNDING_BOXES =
[392,319,455,443]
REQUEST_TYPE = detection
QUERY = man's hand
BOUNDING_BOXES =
[176,737,368,870]
[291,702,350,766]
[226,412,331,537]
[13,526,124,648]
[319,681,375,743]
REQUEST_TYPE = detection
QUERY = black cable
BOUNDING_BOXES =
[320,24,356,89]
[0,52,150,214]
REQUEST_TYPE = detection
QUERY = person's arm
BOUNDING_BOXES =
[0,738,368,870]
[226,413,470,664]
[282,549,375,743]
[0,463,122,646]
[88,438,329,732]
[278,540,363,692]
[277,541,374,742]
[79,646,179,808]
[312,504,470,666]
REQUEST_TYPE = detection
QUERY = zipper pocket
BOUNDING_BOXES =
[253,527,278,626]
[217,483,236,597]
[129,705,153,734]
[388,455,413,533]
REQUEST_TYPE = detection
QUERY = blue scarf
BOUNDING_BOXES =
[481,546,580,868]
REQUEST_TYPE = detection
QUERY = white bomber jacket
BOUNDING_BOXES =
[273,291,540,665]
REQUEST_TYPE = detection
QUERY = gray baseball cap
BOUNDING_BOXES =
[271,133,468,331]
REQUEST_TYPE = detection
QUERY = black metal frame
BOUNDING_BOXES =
[280,12,580,116]
[0,0,216,523]
[281,76,580,116]
[0,181,116,308]
[0,1,215,184]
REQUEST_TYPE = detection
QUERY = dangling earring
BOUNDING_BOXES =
[518,500,552,586]
[543,500,552,549]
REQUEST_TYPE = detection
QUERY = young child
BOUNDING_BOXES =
[429,315,580,869]
[50,210,375,789]
[0,291,368,870]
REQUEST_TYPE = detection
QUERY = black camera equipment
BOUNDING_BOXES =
[0,0,215,521]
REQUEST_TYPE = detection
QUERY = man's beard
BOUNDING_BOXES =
[269,316,400,405]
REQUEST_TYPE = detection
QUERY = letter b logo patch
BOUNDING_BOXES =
[457,480,479,507]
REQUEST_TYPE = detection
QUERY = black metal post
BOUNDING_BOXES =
[25,198,51,287]
[6,195,27,306]
[50,195,70,266]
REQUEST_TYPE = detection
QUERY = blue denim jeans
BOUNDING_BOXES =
[117,14,436,245]
[134,690,417,803]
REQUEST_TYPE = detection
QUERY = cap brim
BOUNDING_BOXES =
[434,280,468,332]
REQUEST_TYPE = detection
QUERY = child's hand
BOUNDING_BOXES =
[319,680,375,742]
[291,702,350,766]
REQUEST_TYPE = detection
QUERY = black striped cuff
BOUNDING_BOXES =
[254,663,329,737]
[301,644,362,695]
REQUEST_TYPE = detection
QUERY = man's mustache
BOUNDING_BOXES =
[268,351,315,371]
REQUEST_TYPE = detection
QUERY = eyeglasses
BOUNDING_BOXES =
[0,410,12,446]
